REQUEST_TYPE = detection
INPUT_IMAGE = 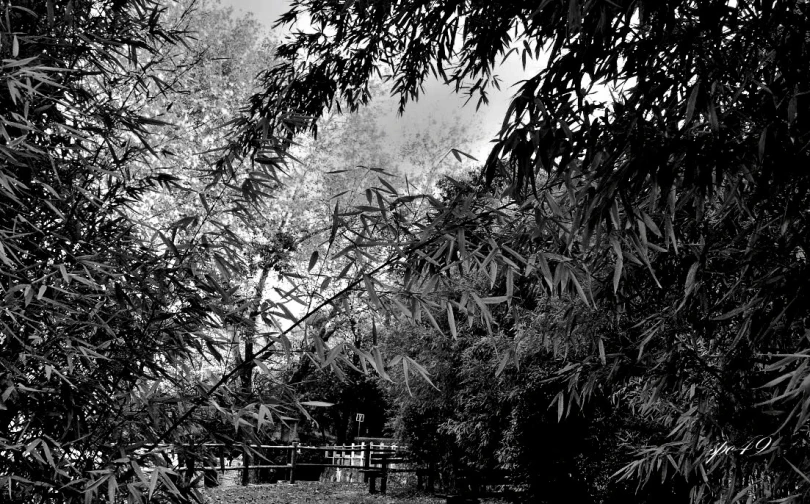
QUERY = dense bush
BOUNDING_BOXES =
[388,329,693,503]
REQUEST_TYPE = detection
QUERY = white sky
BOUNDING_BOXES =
[220,0,543,163]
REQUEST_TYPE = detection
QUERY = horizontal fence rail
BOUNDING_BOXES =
[143,440,425,492]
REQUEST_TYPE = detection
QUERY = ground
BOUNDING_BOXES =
[202,481,509,504]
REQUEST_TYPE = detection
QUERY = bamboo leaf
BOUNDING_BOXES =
[402,356,411,395]
[568,269,590,307]
[613,256,623,295]
[685,80,699,124]
[391,297,413,319]
[642,212,662,237]
[712,297,759,321]
[308,250,319,272]
[730,484,755,504]
[364,274,382,309]
[537,253,554,292]
[372,347,391,381]
[405,356,438,390]
[758,127,768,163]
[785,458,810,486]
[108,474,117,504]
[254,358,272,375]
[300,401,334,407]
[378,176,398,195]
[451,148,478,161]
[148,468,159,500]
[506,266,514,302]
[685,261,699,296]
[598,338,606,365]
[329,201,340,245]
[372,318,379,344]
[423,303,445,337]
[496,349,511,377]
[213,254,230,280]
[446,302,458,339]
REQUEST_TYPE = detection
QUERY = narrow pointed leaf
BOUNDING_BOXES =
[364,274,382,309]
[446,302,457,339]
[308,250,319,272]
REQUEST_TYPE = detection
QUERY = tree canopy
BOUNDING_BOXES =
[5,0,810,502]
[232,1,810,502]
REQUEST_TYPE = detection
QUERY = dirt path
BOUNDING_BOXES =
[203,481,506,504]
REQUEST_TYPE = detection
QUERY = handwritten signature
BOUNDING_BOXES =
[706,437,773,462]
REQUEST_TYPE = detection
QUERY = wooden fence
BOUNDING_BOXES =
[146,441,424,493]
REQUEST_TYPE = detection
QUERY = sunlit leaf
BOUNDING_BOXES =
[446,302,457,339]
[299,401,334,407]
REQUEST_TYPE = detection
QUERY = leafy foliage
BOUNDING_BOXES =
[380,174,688,503]
[0,1,302,502]
[237,1,810,502]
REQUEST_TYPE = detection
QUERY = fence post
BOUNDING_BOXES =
[219,449,225,484]
[288,442,298,484]
[185,450,196,489]
[362,442,370,483]
[241,446,250,486]
[380,453,388,495]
